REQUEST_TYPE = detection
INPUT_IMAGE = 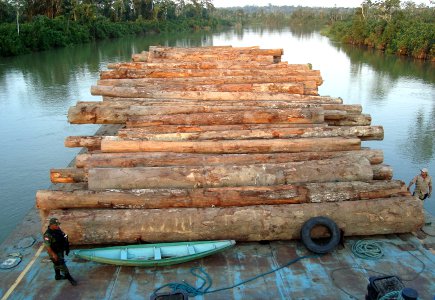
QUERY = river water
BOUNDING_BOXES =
[0,28,434,243]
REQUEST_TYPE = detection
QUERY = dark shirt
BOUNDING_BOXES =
[44,227,69,253]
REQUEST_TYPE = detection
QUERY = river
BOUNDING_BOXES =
[0,27,434,243]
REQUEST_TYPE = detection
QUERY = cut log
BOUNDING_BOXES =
[125,123,326,131]
[75,149,383,169]
[50,163,389,184]
[64,136,102,150]
[87,156,372,190]
[147,46,283,56]
[102,95,343,104]
[130,109,323,126]
[68,106,324,125]
[75,100,356,110]
[117,126,384,141]
[97,75,322,87]
[99,68,321,80]
[36,180,408,210]
[36,185,307,210]
[67,101,362,125]
[100,136,360,154]
[50,168,86,183]
[90,83,309,97]
[91,88,325,100]
[107,61,310,71]
[46,196,423,244]
[372,164,393,180]
[326,114,371,126]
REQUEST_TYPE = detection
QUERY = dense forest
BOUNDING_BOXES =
[327,0,434,60]
[216,1,434,60]
[0,0,226,56]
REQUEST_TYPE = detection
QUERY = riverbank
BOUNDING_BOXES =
[0,16,227,57]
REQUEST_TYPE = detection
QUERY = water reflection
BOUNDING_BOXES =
[402,105,435,164]
[336,43,435,84]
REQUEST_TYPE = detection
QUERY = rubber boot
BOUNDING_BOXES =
[55,269,67,280]
[65,273,78,286]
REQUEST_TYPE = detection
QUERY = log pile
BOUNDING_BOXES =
[36,46,423,245]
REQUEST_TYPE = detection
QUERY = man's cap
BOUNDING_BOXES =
[421,168,428,173]
[49,218,60,225]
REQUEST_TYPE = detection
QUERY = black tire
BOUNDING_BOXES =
[300,216,340,254]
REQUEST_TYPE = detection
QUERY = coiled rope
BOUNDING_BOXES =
[152,254,319,297]
[351,240,384,260]
[379,290,404,300]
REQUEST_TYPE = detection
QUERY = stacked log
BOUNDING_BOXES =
[37,46,423,245]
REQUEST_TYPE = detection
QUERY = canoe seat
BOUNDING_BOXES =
[187,245,196,255]
[120,248,128,260]
[154,247,162,260]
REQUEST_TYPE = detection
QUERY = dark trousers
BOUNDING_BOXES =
[413,192,428,200]
[51,251,70,276]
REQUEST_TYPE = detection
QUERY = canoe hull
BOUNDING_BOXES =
[73,240,236,267]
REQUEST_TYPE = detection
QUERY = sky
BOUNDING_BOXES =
[212,0,433,8]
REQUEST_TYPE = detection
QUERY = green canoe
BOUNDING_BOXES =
[73,240,236,267]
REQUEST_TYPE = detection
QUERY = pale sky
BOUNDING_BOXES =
[212,0,433,8]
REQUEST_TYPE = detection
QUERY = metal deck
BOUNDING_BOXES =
[1,209,434,300]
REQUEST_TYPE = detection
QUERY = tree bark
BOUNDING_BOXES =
[102,95,343,105]
[116,126,383,141]
[67,102,362,125]
[69,106,324,125]
[91,83,310,97]
[107,61,303,71]
[37,180,407,210]
[97,74,322,86]
[50,168,87,183]
[75,149,384,169]
[100,136,361,154]
[49,164,387,183]
[45,196,423,245]
[99,68,322,80]
[87,155,372,190]
[64,136,102,150]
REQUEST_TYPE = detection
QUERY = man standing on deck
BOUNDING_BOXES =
[407,168,432,201]
[43,218,77,286]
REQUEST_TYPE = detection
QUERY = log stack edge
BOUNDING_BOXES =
[36,46,423,245]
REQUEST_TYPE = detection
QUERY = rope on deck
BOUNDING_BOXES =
[351,240,384,260]
[379,290,404,300]
[151,254,320,297]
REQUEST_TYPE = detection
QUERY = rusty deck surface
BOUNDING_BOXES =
[1,209,434,300]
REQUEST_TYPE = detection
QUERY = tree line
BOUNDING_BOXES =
[326,0,434,60]
[0,0,226,56]
[214,1,433,60]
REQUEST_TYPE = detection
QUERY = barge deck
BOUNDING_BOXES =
[0,207,434,299]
